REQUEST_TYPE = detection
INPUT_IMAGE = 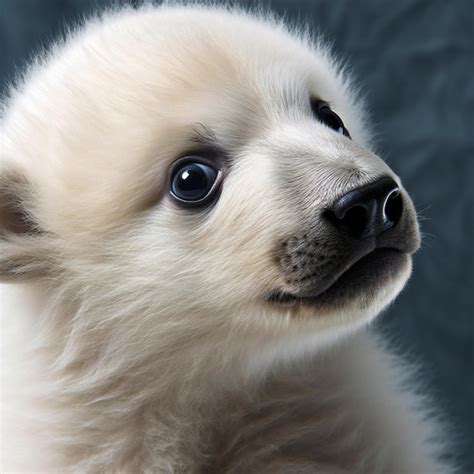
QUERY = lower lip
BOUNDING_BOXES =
[267,248,407,307]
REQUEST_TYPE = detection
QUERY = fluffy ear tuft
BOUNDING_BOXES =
[0,168,53,281]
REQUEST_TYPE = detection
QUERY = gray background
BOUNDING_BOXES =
[0,0,472,471]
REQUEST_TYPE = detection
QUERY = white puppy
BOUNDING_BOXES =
[1,3,450,472]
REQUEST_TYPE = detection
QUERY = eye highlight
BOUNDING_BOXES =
[170,157,222,207]
[311,99,351,138]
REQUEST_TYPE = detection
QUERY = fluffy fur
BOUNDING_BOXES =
[1,3,450,472]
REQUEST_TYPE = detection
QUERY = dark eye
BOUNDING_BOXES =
[170,158,221,206]
[311,100,351,138]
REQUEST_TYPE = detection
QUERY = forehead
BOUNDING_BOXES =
[64,8,346,122]
[6,7,350,150]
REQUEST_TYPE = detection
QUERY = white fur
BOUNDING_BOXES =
[1,4,451,472]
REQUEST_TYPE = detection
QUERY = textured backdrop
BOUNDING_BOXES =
[1,0,472,471]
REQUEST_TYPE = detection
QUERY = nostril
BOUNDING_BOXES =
[340,205,368,237]
[326,176,403,239]
[384,190,403,225]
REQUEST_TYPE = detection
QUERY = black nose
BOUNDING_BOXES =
[327,177,403,238]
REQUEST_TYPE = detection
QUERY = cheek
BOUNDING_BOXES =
[169,159,300,300]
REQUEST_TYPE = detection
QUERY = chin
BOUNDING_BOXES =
[268,250,413,329]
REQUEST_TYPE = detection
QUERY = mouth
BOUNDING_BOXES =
[267,248,408,308]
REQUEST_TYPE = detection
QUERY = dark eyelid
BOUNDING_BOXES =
[180,144,222,161]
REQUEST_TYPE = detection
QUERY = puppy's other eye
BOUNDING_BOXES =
[311,100,351,138]
[170,158,221,206]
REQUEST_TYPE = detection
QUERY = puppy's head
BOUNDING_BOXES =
[1,6,419,360]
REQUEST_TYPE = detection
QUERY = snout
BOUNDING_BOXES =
[269,174,420,308]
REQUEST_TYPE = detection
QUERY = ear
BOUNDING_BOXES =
[0,167,53,281]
